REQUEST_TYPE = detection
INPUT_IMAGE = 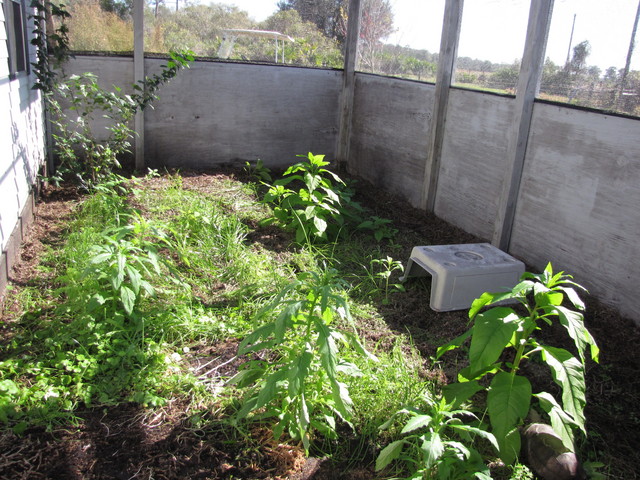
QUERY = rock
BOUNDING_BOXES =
[523,423,587,480]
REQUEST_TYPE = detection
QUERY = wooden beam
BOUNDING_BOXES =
[421,0,464,211]
[336,0,362,171]
[134,0,144,170]
[492,0,554,250]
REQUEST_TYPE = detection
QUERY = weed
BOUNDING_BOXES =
[376,390,498,479]
[260,152,396,244]
[230,267,376,452]
[437,263,599,463]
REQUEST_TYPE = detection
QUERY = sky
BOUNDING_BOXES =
[216,0,640,71]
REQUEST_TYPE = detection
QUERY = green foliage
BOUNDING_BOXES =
[0,184,195,429]
[261,152,396,244]
[376,391,498,480]
[48,72,136,187]
[261,152,347,243]
[244,158,272,183]
[45,50,192,189]
[436,263,599,464]
[29,0,71,92]
[131,50,194,111]
[357,255,405,304]
[78,224,166,316]
[230,267,376,452]
[30,2,192,190]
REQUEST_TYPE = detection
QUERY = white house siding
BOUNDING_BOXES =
[0,0,46,295]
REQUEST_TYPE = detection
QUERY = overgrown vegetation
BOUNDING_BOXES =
[0,153,605,478]
[30,0,193,190]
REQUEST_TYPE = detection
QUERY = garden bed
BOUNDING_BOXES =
[1,168,639,479]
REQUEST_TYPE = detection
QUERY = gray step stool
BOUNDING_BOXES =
[400,243,525,312]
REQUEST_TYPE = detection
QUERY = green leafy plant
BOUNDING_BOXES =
[230,267,376,452]
[376,391,498,480]
[244,158,272,182]
[360,255,406,304]
[29,0,71,93]
[436,263,599,463]
[48,49,192,189]
[80,224,165,316]
[261,152,347,243]
[261,152,396,244]
[357,215,398,242]
[31,12,193,191]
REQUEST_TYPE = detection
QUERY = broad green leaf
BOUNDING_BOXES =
[89,252,111,264]
[551,305,599,363]
[421,432,445,469]
[469,307,520,373]
[469,281,527,319]
[274,301,302,342]
[540,346,587,433]
[116,252,126,277]
[400,414,432,434]
[139,280,155,297]
[469,292,499,319]
[487,372,531,462]
[255,368,287,409]
[535,391,577,451]
[458,363,501,382]
[0,380,19,396]
[558,286,585,311]
[500,427,522,465]
[119,285,136,315]
[146,248,162,274]
[227,366,265,387]
[443,440,471,459]
[125,265,142,295]
[321,186,340,203]
[313,216,328,235]
[110,266,125,290]
[316,320,338,380]
[304,172,321,192]
[442,381,483,408]
[375,440,405,471]
[448,424,500,453]
[331,379,353,420]
[238,323,275,354]
[288,349,312,397]
[335,360,363,377]
[436,329,472,359]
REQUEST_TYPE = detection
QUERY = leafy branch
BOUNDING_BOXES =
[436,263,599,463]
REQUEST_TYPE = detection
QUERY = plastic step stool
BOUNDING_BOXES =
[400,243,525,312]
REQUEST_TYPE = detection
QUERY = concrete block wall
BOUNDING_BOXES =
[510,102,640,320]
[63,57,342,170]
[348,74,433,208]
[54,56,640,323]
[348,73,640,322]
[144,60,342,169]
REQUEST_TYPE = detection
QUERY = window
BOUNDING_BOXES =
[4,0,29,77]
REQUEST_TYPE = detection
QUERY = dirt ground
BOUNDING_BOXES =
[1,170,639,479]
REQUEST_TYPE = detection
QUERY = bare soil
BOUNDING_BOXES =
[1,170,638,479]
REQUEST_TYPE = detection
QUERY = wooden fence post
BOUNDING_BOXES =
[134,0,144,170]
[421,0,464,212]
[492,0,554,250]
[336,0,362,171]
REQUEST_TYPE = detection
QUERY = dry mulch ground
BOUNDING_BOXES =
[1,171,639,479]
